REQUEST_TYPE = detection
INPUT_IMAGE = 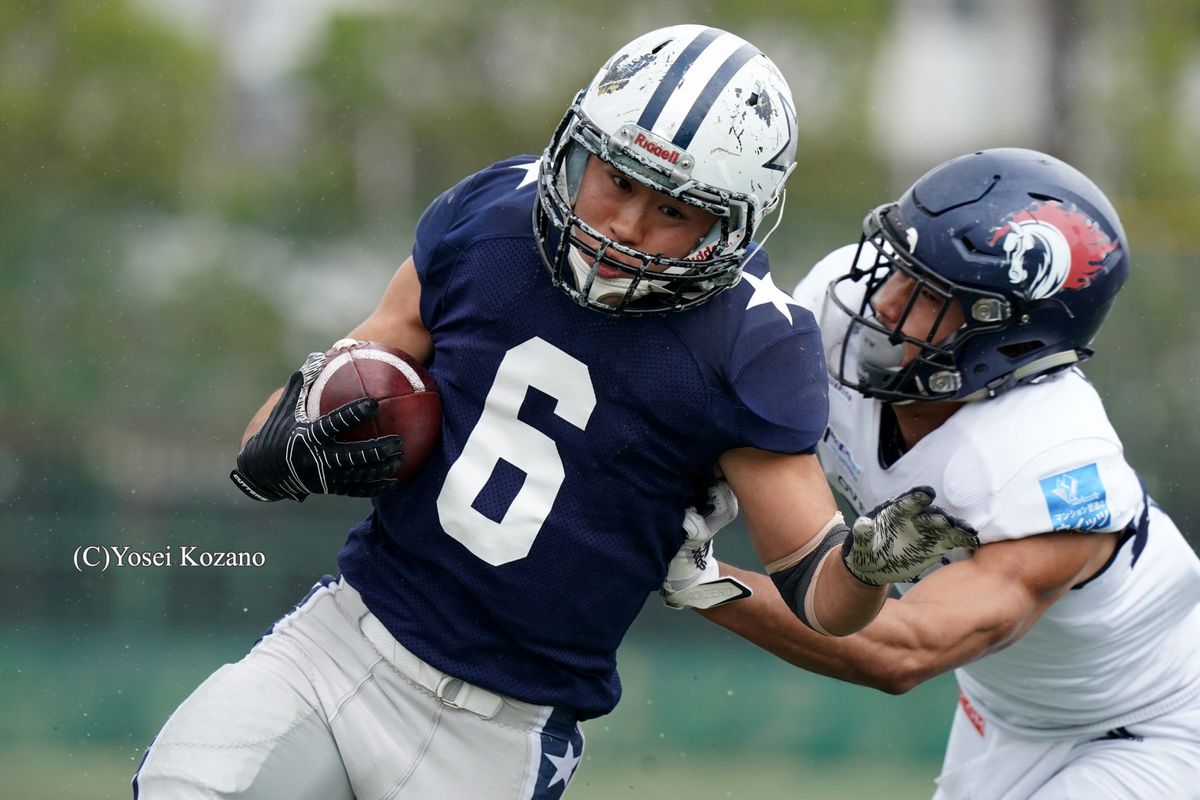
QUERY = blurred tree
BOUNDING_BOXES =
[0,3,214,207]
[0,1,218,497]
[286,1,889,260]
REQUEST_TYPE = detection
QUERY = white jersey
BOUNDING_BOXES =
[795,245,1200,737]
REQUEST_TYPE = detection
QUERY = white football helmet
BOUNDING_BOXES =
[535,24,798,314]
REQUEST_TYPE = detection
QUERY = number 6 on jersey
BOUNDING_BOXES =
[436,337,596,565]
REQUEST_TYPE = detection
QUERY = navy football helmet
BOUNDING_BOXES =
[827,148,1130,402]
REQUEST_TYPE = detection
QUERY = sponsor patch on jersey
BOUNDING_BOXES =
[1039,463,1111,531]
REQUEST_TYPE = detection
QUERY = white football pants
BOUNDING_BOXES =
[133,576,585,799]
[933,688,1200,799]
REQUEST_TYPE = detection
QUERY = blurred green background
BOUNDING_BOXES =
[2,1,1198,798]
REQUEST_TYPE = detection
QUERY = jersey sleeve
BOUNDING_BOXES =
[731,323,829,453]
[413,174,476,277]
[946,437,1143,544]
[724,249,831,456]
[411,173,477,329]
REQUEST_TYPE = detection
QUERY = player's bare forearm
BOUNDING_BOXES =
[719,447,887,635]
[811,556,887,636]
[702,564,986,693]
[702,566,909,690]
[702,533,1112,692]
[242,387,284,448]
[240,257,431,451]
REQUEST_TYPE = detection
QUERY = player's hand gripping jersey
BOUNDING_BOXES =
[795,245,1200,736]
[339,158,828,720]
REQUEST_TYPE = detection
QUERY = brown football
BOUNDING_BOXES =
[305,339,441,484]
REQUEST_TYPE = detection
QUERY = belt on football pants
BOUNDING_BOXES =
[358,609,506,720]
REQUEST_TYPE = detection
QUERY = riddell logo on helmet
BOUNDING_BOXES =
[633,133,681,165]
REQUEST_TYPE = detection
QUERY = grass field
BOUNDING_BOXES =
[570,760,938,799]
[0,743,939,800]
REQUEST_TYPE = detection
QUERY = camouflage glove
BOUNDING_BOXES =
[843,486,980,585]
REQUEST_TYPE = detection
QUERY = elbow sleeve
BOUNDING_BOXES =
[768,521,850,636]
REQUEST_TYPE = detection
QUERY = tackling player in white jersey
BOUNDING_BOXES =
[668,148,1200,799]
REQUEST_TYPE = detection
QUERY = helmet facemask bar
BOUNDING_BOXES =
[828,205,1012,402]
[534,103,757,315]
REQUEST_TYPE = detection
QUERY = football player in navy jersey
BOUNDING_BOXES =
[134,25,976,799]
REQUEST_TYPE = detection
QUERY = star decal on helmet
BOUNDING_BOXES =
[762,91,796,173]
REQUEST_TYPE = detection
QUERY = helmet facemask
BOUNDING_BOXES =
[827,205,1012,403]
[535,103,754,315]
[532,24,797,315]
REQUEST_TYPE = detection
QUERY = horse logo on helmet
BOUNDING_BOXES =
[990,201,1118,300]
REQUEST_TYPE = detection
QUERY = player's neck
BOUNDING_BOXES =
[891,399,963,449]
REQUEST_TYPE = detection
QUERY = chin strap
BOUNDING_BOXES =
[741,186,789,268]
[961,349,1083,401]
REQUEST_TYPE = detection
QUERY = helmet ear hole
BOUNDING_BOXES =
[998,340,1044,358]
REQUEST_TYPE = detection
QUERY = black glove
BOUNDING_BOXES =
[842,486,980,585]
[230,353,405,502]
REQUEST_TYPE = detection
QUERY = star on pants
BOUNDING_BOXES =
[544,741,581,788]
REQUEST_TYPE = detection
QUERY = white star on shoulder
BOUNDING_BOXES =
[544,741,582,788]
[742,271,802,324]
[510,160,540,190]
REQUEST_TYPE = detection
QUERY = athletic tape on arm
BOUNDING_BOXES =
[767,512,848,636]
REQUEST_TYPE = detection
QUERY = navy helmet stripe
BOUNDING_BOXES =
[636,27,723,132]
[671,43,759,149]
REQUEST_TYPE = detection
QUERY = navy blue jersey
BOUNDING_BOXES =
[338,157,827,719]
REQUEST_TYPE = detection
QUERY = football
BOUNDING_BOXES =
[305,338,441,484]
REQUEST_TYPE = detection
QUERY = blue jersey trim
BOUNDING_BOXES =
[1070,482,1150,591]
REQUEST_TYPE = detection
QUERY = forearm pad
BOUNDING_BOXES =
[768,513,849,636]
